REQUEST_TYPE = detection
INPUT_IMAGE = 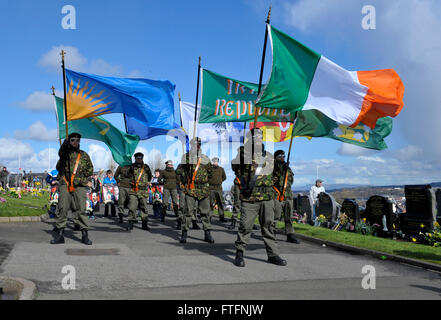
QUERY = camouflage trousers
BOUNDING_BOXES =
[274,199,295,235]
[163,188,179,216]
[235,200,279,257]
[56,185,89,230]
[128,191,150,222]
[183,195,211,231]
[118,187,130,217]
[231,184,241,222]
[209,189,225,219]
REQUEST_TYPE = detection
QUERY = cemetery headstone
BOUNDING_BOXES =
[401,185,437,234]
[296,194,313,223]
[364,195,395,237]
[435,188,441,224]
[316,192,339,227]
[340,198,361,223]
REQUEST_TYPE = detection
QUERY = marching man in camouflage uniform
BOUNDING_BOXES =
[51,132,94,245]
[114,163,132,224]
[209,157,227,223]
[176,137,214,244]
[273,150,300,244]
[126,152,152,232]
[230,146,244,230]
[159,160,179,223]
[233,128,287,267]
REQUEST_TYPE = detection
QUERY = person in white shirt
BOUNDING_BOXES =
[310,179,325,221]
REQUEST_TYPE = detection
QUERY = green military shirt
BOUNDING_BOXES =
[159,167,178,189]
[56,150,93,187]
[128,163,152,195]
[233,148,275,202]
[273,161,294,200]
[177,150,212,200]
[209,166,226,191]
[114,165,132,188]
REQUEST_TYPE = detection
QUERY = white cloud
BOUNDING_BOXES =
[38,45,140,77]
[14,121,58,141]
[357,156,385,163]
[0,138,34,161]
[16,90,63,112]
[88,144,113,172]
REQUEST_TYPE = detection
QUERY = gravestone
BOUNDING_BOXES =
[316,192,339,225]
[340,198,361,223]
[364,195,395,237]
[435,188,441,224]
[296,194,313,223]
[401,185,437,234]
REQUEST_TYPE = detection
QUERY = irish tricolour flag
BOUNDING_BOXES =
[256,25,404,129]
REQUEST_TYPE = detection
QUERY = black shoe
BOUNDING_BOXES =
[142,220,150,231]
[126,220,134,231]
[204,230,215,244]
[219,216,227,223]
[268,256,287,266]
[180,230,187,243]
[192,220,201,230]
[227,220,236,230]
[118,215,123,224]
[160,214,165,222]
[176,220,181,230]
[287,234,300,244]
[52,225,59,232]
[73,224,81,231]
[234,250,245,267]
[50,228,65,244]
[81,230,92,245]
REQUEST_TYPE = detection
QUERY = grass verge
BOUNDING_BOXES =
[0,193,49,217]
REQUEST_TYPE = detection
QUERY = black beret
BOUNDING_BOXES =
[68,132,81,139]
[274,150,285,158]
[134,152,144,158]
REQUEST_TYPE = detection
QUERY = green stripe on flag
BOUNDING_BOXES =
[256,25,321,111]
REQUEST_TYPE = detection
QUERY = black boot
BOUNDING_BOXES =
[142,220,150,231]
[118,213,123,224]
[73,224,81,231]
[81,230,92,245]
[179,230,187,243]
[234,250,245,267]
[50,228,65,244]
[160,212,165,222]
[52,225,59,232]
[219,216,227,223]
[192,220,201,230]
[126,220,134,231]
[173,205,179,217]
[227,219,236,230]
[204,230,215,243]
[268,255,287,266]
[287,234,300,244]
[176,219,181,230]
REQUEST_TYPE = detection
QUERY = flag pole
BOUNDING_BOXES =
[51,86,62,147]
[178,92,186,156]
[280,112,298,200]
[193,56,201,141]
[60,50,72,187]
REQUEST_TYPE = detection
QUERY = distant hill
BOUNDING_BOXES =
[294,182,441,193]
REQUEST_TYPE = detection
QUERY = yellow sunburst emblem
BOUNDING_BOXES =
[66,78,112,120]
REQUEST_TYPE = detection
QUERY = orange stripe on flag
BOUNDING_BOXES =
[352,69,404,128]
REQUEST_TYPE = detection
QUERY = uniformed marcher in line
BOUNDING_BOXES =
[114,164,132,224]
[50,132,94,245]
[126,152,152,231]
[176,163,201,230]
[272,150,300,244]
[159,160,179,223]
[209,157,227,223]
[176,137,214,244]
[233,128,287,267]
[230,146,244,230]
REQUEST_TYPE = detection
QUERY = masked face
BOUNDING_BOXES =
[69,137,80,149]
[135,157,143,165]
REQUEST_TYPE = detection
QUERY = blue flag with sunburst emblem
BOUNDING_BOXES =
[65,69,176,130]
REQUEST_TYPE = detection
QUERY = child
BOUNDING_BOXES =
[103,170,119,217]
[150,169,163,220]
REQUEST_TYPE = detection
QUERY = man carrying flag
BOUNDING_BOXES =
[51,132,94,245]
[272,150,300,244]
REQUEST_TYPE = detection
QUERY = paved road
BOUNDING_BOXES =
[0,209,440,300]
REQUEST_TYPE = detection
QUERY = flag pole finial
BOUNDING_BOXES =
[50,86,55,96]
[60,50,66,62]
[178,92,181,101]
[266,5,272,23]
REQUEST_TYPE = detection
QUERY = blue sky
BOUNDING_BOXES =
[1,0,441,189]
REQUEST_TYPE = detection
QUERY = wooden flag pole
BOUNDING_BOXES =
[178,92,185,156]
[60,50,69,140]
[51,86,62,147]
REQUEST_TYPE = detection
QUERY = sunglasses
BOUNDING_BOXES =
[69,138,80,142]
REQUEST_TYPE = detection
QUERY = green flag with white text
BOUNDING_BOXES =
[55,96,140,166]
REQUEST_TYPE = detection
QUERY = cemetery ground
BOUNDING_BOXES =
[0,192,47,217]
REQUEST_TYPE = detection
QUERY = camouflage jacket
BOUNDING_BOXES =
[114,165,132,189]
[159,167,178,190]
[0,170,9,180]
[208,166,226,191]
[127,163,152,195]
[176,150,212,200]
[273,161,294,200]
[56,150,93,187]
[233,149,275,202]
